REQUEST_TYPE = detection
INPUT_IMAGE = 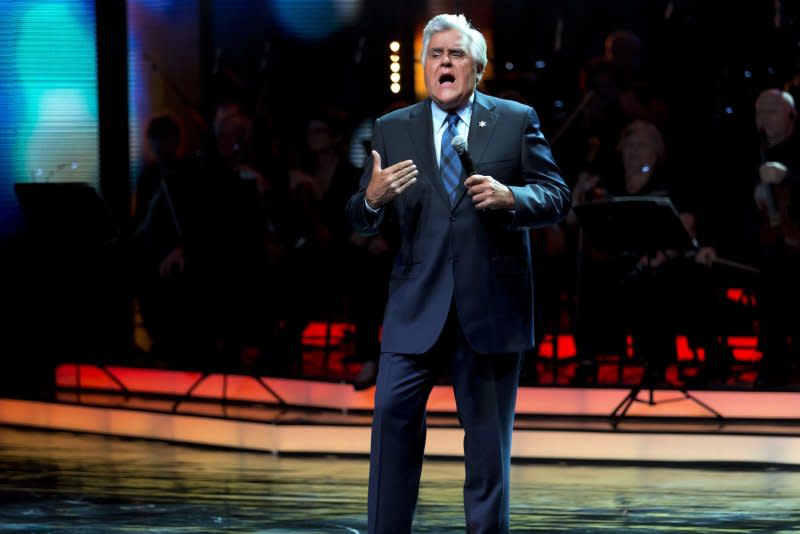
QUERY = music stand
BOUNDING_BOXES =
[573,196,724,426]
[166,177,287,413]
[14,182,119,245]
[171,367,287,413]
[13,182,128,395]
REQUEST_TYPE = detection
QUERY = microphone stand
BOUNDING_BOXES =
[549,89,595,147]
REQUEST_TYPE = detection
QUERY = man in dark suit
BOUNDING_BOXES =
[345,13,571,534]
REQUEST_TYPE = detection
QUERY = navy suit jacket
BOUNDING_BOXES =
[346,91,570,355]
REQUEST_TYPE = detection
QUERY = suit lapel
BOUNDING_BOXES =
[407,98,451,207]
[453,91,499,210]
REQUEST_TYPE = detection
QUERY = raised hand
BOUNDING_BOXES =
[365,151,418,209]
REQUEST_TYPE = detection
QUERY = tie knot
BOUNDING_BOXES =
[447,113,459,128]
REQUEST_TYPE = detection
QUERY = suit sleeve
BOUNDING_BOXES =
[506,106,572,229]
[345,117,389,236]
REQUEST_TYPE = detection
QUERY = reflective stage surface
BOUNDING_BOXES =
[1,427,799,533]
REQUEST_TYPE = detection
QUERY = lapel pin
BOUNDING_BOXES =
[479,120,487,128]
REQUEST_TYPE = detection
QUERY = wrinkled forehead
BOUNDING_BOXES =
[428,29,467,51]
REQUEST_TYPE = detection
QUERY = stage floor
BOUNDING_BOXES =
[2,364,800,466]
[1,427,799,533]
[3,363,800,531]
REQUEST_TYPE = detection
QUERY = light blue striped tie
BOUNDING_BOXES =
[439,113,462,204]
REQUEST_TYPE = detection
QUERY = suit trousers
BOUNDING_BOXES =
[367,305,523,534]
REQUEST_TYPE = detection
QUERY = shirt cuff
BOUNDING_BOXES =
[364,197,382,214]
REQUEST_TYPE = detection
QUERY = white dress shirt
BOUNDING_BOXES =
[431,93,473,167]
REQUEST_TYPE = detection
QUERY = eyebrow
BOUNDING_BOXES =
[429,47,466,54]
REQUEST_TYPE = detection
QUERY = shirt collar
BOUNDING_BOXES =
[431,92,474,131]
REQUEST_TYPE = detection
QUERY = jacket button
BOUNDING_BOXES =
[449,215,456,222]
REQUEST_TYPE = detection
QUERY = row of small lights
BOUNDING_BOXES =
[389,41,401,94]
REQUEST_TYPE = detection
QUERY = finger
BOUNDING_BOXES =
[395,176,417,195]
[385,159,415,174]
[475,197,493,210]
[464,175,486,188]
[398,167,419,180]
[371,150,382,173]
[467,182,489,196]
[472,191,490,205]
[387,174,417,195]
[394,169,418,188]
[389,177,411,195]
[393,164,417,180]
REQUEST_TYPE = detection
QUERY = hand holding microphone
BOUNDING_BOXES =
[452,135,515,210]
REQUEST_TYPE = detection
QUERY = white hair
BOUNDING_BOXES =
[421,14,487,84]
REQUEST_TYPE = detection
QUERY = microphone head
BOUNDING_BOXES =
[451,135,468,155]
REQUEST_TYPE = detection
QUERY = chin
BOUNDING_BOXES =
[434,92,465,110]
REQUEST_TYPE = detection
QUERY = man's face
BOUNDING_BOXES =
[755,92,795,145]
[424,29,480,111]
[215,114,250,161]
[620,132,657,176]
[149,134,179,163]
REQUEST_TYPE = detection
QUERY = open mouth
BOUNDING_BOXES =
[439,73,455,85]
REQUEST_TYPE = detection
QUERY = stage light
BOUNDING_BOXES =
[505,62,514,70]
[744,70,752,79]
[725,107,734,115]
[271,0,363,41]
[554,100,564,109]
[535,60,546,69]
[389,40,401,94]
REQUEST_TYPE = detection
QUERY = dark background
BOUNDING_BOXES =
[2,0,799,393]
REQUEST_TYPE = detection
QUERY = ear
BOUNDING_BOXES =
[475,63,485,84]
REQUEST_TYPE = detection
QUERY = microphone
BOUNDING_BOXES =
[756,129,781,227]
[451,135,477,176]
